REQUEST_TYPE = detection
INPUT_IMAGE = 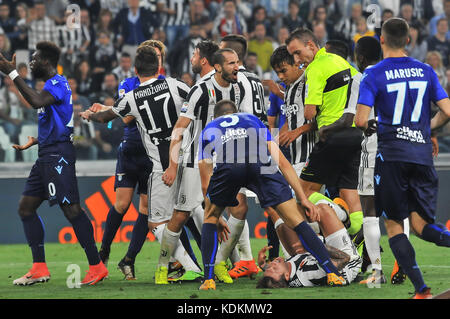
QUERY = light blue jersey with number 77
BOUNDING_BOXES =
[357,57,448,166]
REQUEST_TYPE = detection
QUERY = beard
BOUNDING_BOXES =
[31,66,47,79]
[191,63,202,75]
[221,70,237,84]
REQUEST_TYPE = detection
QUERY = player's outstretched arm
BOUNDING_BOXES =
[267,140,320,222]
[80,108,118,123]
[162,116,192,187]
[12,136,38,151]
[0,53,56,109]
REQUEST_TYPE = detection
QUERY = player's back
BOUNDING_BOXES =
[118,75,167,143]
[199,112,272,168]
[360,57,448,166]
[113,77,189,171]
[237,66,267,123]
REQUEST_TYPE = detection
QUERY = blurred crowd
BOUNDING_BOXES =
[1,0,450,162]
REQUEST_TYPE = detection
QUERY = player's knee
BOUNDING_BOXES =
[317,203,334,220]
[114,201,131,215]
[17,198,38,220]
[61,203,84,221]
[168,211,189,231]
[17,205,35,220]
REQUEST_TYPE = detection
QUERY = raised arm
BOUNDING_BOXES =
[0,54,56,109]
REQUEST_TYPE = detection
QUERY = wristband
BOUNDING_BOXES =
[8,70,19,81]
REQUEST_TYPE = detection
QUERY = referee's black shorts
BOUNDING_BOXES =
[300,127,363,189]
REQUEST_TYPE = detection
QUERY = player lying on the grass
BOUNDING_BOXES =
[0,41,109,286]
[355,17,450,299]
[197,99,349,290]
[256,200,361,288]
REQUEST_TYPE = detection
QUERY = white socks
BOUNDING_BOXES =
[236,220,254,261]
[154,224,201,272]
[215,215,245,265]
[363,216,382,271]
[274,219,291,259]
[325,227,356,258]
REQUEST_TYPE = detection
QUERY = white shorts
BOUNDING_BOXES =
[293,162,306,177]
[148,171,176,223]
[174,166,203,212]
[357,166,374,196]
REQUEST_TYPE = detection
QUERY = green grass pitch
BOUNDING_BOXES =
[0,236,449,299]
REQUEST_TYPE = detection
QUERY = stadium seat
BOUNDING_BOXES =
[0,126,16,162]
[18,124,38,162]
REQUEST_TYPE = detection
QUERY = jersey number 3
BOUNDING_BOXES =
[387,81,427,125]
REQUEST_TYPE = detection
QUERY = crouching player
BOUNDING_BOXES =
[197,100,348,290]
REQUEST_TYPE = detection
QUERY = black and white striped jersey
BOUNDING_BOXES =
[287,253,328,288]
[342,71,377,169]
[159,0,190,26]
[237,66,267,123]
[180,72,246,167]
[283,74,316,165]
[112,77,189,171]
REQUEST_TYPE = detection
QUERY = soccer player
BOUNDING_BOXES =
[197,99,348,290]
[158,47,246,284]
[286,28,364,240]
[0,41,108,286]
[256,206,361,288]
[81,46,203,284]
[85,40,173,280]
[270,45,315,176]
[218,34,268,279]
[355,17,450,299]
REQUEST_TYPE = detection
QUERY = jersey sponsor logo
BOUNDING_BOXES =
[396,126,426,143]
[385,68,424,80]
[283,103,300,118]
[221,128,248,144]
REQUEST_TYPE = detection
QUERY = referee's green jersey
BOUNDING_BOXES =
[304,48,358,129]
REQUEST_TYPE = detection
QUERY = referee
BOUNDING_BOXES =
[286,28,364,238]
